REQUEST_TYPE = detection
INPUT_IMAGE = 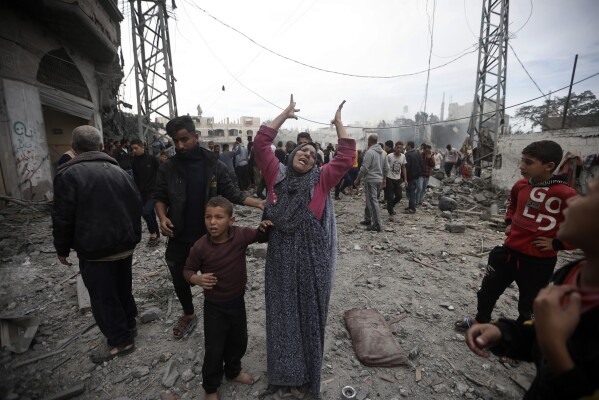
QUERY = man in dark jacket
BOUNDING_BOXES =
[52,125,141,363]
[131,138,161,247]
[114,138,133,177]
[154,116,263,339]
[404,141,423,214]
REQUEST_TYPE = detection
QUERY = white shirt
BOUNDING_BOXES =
[386,152,406,180]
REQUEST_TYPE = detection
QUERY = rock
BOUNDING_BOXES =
[433,383,449,393]
[356,388,369,400]
[445,223,466,233]
[162,360,179,388]
[366,277,379,285]
[438,196,458,212]
[473,193,487,203]
[454,177,463,184]
[441,211,452,219]
[181,368,194,382]
[252,244,268,258]
[433,171,445,180]
[428,176,442,188]
[408,345,420,360]
[456,382,469,395]
[131,366,150,378]
[353,244,362,251]
[140,307,161,323]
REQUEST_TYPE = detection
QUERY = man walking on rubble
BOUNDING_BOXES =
[52,125,141,363]
[355,133,388,232]
[154,116,264,339]
[130,138,161,247]
[404,141,422,214]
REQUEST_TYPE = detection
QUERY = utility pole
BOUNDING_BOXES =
[130,0,178,145]
[467,0,509,177]
[561,54,578,129]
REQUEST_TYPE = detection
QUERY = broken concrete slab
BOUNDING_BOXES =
[427,176,442,188]
[0,316,40,354]
[445,223,466,233]
[162,360,179,388]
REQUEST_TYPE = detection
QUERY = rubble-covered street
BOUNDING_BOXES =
[0,176,584,399]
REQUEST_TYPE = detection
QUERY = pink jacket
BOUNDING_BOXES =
[254,125,356,220]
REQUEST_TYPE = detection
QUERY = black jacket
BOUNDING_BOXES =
[132,152,159,194]
[405,149,423,181]
[491,259,599,400]
[52,151,141,260]
[153,145,246,239]
[114,148,132,170]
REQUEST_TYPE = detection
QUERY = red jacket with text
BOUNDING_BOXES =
[504,177,577,258]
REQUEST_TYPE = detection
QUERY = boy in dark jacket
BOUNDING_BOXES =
[183,197,272,400]
[457,140,577,331]
[466,177,599,400]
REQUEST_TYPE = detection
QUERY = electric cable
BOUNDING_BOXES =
[508,42,548,100]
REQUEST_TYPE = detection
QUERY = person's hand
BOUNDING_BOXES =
[466,323,502,358]
[504,224,511,236]
[259,220,274,233]
[401,181,406,188]
[381,180,386,190]
[534,284,580,350]
[354,178,361,187]
[244,197,265,210]
[283,94,299,121]
[534,284,580,373]
[331,100,346,126]
[533,236,554,252]
[160,217,175,237]
[196,272,218,290]
[57,256,72,266]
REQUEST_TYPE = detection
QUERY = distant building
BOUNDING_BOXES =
[156,115,261,146]
[0,0,123,201]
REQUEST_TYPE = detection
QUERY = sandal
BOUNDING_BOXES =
[173,314,197,339]
[90,343,135,364]
[455,317,476,331]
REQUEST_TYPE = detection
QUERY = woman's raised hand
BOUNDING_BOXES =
[332,100,346,126]
[284,94,300,120]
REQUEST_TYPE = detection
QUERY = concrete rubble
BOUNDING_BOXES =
[0,175,583,399]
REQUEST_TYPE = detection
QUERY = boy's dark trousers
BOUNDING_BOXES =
[202,297,248,394]
[384,177,402,214]
[165,239,195,315]
[476,246,556,323]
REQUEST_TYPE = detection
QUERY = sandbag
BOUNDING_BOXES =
[344,308,408,367]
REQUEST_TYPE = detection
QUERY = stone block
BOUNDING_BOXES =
[140,307,161,323]
[428,176,442,188]
[445,223,466,233]
[162,360,179,388]
[438,196,458,212]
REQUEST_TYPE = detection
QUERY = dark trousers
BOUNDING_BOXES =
[335,167,358,197]
[236,164,250,190]
[476,246,556,323]
[444,162,454,177]
[165,239,195,315]
[384,178,402,214]
[202,297,248,394]
[79,256,137,347]
[406,180,418,211]
[141,193,159,235]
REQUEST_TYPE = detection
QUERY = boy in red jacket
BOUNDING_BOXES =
[457,140,577,330]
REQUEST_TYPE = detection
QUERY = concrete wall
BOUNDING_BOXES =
[2,79,53,200]
[493,127,599,193]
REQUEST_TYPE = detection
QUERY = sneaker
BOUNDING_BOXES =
[148,236,161,247]
[366,226,381,232]
[334,196,341,200]
[403,208,416,214]
[359,221,370,226]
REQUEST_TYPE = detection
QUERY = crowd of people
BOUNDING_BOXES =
[51,96,598,400]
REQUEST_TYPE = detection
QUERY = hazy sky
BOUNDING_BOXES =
[118,0,599,131]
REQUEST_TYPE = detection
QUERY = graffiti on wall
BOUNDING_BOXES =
[12,120,50,190]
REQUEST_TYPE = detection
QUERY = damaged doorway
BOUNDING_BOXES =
[42,106,87,176]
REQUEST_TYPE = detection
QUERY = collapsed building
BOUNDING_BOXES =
[0,0,123,201]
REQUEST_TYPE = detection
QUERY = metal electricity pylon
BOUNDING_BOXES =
[467,0,509,174]
[130,0,178,144]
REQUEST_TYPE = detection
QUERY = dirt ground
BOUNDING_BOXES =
[0,180,583,400]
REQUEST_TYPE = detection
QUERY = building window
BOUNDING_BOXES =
[215,129,225,137]
[37,48,91,101]
[247,130,253,136]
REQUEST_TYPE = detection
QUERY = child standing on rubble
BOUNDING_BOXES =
[183,196,272,400]
[456,140,577,331]
[466,176,599,399]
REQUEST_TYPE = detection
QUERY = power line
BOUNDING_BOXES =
[508,42,548,100]
[512,0,534,35]
[184,1,479,79]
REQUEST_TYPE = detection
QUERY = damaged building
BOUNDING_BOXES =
[0,0,123,201]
